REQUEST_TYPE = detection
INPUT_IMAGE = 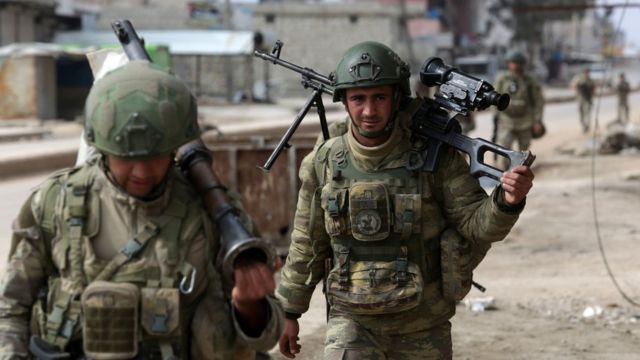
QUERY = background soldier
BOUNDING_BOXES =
[494,50,544,170]
[571,66,596,133]
[616,72,631,124]
[276,42,534,359]
[0,61,283,359]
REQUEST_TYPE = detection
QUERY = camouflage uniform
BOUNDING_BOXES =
[0,61,283,359]
[616,74,630,124]
[278,96,524,359]
[572,72,595,133]
[494,55,544,169]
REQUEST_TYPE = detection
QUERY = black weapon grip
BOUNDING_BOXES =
[29,336,70,360]
[467,138,536,180]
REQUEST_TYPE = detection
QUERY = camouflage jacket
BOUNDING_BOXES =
[277,98,524,334]
[617,79,630,102]
[0,161,283,359]
[572,74,595,103]
[495,71,544,130]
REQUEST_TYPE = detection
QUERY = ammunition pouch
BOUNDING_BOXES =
[326,255,423,315]
[81,281,140,359]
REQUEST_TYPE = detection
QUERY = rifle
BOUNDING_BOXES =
[109,20,276,286]
[254,42,535,181]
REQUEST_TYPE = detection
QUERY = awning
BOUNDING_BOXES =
[54,30,255,56]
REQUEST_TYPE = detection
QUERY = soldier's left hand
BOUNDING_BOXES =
[501,165,534,205]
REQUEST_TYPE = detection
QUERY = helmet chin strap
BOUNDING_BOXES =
[348,88,400,139]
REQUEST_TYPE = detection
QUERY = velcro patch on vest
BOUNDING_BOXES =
[349,183,390,241]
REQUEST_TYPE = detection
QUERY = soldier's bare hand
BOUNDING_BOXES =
[501,165,534,205]
[279,318,301,358]
[232,259,275,306]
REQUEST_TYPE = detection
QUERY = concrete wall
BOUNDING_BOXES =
[252,4,418,97]
[172,54,252,101]
[0,2,56,45]
[0,56,56,120]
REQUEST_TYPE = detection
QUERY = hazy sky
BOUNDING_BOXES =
[606,2,640,54]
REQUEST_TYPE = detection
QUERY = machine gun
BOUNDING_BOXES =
[110,20,276,285]
[254,42,535,181]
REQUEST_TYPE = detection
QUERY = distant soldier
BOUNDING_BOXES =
[494,50,544,169]
[571,67,595,133]
[616,72,631,124]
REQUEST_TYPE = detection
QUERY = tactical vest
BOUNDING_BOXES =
[33,164,205,359]
[497,73,534,118]
[313,135,443,315]
[312,101,491,307]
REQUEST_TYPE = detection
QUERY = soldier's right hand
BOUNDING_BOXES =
[279,318,301,358]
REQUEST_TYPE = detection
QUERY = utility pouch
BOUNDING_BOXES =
[81,281,139,359]
[349,183,390,241]
[140,288,181,339]
[326,259,423,315]
[440,229,473,302]
[393,194,422,237]
[322,188,349,236]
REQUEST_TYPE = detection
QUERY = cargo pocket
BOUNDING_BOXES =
[327,260,423,315]
[140,288,181,340]
[81,281,139,359]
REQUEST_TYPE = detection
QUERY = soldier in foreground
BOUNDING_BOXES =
[571,66,596,133]
[276,42,534,359]
[494,50,545,170]
[616,72,631,124]
[0,61,283,359]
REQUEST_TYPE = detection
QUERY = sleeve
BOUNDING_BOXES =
[0,191,51,359]
[435,148,523,246]
[190,219,283,358]
[231,295,284,352]
[276,150,331,315]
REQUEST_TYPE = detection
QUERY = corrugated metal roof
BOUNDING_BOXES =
[54,30,255,56]
[0,42,91,58]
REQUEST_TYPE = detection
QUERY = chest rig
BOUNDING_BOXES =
[37,165,200,359]
[498,74,533,118]
[315,136,439,315]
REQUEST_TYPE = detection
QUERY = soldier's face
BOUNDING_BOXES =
[106,154,173,198]
[344,85,395,143]
[508,61,523,74]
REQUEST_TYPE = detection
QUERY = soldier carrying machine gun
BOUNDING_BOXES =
[254,41,535,180]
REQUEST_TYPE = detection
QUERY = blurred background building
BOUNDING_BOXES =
[0,0,631,119]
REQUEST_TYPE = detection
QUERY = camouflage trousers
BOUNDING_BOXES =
[324,315,452,360]
[618,100,629,124]
[496,127,532,170]
[579,100,592,133]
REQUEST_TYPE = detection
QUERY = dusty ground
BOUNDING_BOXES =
[269,102,640,359]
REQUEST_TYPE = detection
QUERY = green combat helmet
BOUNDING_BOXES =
[84,60,199,158]
[331,41,411,138]
[506,49,527,64]
[332,41,411,102]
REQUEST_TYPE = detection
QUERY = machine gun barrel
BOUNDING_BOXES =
[254,40,333,88]
[254,41,332,171]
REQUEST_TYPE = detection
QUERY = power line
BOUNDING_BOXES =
[590,0,640,308]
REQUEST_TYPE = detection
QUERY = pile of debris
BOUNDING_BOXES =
[599,121,640,155]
